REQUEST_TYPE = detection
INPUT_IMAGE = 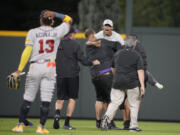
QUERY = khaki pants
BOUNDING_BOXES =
[105,87,140,128]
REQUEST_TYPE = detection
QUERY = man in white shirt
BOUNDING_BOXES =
[94,19,125,129]
[95,19,124,45]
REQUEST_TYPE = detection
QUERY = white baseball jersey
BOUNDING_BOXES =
[95,30,124,45]
[25,22,70,62]
[23,22,70,102]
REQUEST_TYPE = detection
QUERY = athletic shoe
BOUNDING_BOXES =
[63,125,76,130]
[129,127,142,132]
[27,121,33,126]
[155,82,164,90]
[53,114,60,129]
[100,115,111,130]
[12,123,24,133]
[24,120,33,126]
[123,120,130,130]
[36,125,49,134]
[109,120,121,130]
[109,120,116,129]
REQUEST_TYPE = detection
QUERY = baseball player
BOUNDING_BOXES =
[11,10,72,133]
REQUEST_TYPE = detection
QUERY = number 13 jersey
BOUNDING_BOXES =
[25,22,70,62]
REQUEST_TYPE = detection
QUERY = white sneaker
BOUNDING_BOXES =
[155,82,163,90]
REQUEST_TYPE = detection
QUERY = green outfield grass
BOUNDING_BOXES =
[0,118,179,135]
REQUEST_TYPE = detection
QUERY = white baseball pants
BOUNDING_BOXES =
[23,62,56,102]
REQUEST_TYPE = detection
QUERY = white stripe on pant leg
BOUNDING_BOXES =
[105,88,125,120]
[127,87,140,128]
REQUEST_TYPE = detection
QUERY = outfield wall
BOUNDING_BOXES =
[0,29,180,121]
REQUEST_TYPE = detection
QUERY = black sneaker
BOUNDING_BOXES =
[53,114,60,129]
[63,125,76,130]
[109,121,122,130]
[24,119,33,126]
[96,120,101,128]
[26,121,33,126]
[123,120,130,130]
[129,127,142,132]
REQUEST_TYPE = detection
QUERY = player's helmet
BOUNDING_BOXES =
[40,9,53,26]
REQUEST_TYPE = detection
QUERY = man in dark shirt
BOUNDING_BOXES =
[85,29,122,129]
[101,36,145,132]
[121,34,164,129]
[131,34,163,89]
[53,27,100,130]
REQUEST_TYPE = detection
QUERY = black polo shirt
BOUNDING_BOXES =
[86,39,122,76]
[56,39,92,78]
[112,47,144,89]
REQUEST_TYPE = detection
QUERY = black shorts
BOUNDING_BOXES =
[92,72,113,103]
[56,76,79,100]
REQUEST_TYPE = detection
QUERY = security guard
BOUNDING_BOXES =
[85,28,122,129]
[101,36,145,132]
[54,27,100,130]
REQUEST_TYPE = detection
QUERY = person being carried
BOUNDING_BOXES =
[119,34,164,129]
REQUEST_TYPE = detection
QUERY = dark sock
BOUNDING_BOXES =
[111,120,116,127]
[64,116,70,126]
[96,119,101,123]
[55,110,60,116]
[40,102,50,126]
[19,100,31,124]
[96,119,101,128]
[124,120,130,128]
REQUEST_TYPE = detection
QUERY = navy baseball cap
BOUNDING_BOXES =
[68,27,78,34]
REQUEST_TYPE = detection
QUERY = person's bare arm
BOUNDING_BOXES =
[137,69,145,96]
[111,67,115,74]
[86,40,101,47]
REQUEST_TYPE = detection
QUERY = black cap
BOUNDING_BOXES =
[69,27,75,34]
[66,27,78,36]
